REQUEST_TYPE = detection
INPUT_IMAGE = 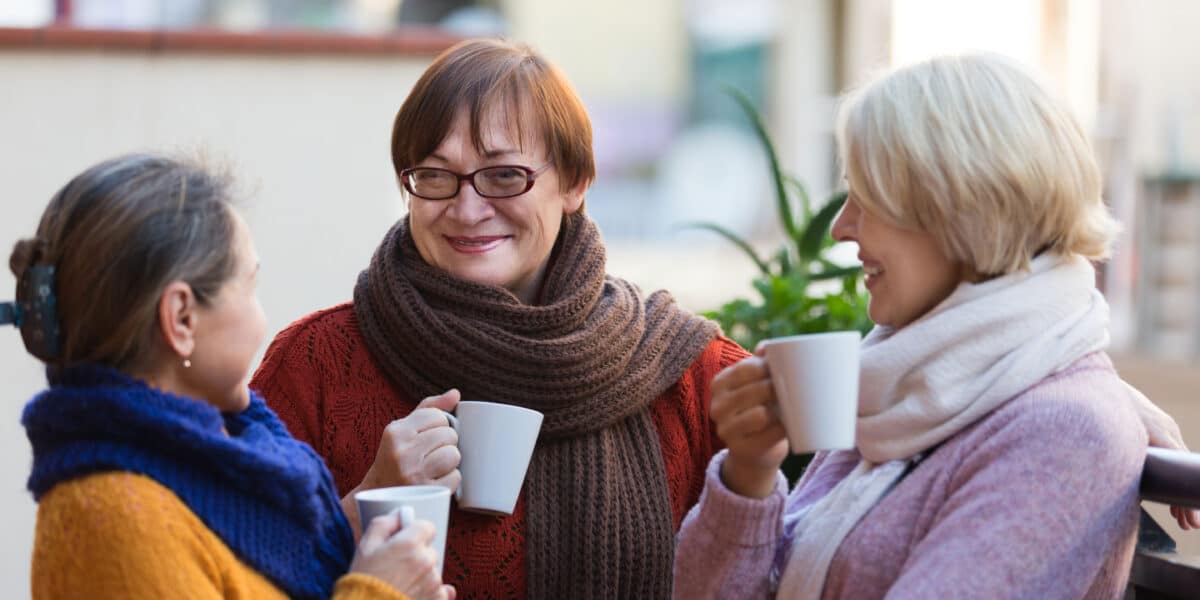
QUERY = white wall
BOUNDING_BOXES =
[772,0,838,204]
[0,48,431,597]
[501,0,687,105]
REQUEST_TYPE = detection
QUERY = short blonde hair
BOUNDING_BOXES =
[835,53,1117,276]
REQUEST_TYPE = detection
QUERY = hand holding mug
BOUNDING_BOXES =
[711,355,789,499]
[350,507,456,600]
[361,389,463,493]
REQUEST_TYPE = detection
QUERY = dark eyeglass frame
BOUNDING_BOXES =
[399,162,554,200]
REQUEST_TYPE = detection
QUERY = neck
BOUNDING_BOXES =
[133,361,210,409]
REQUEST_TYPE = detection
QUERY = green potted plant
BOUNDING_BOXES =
[684,87,872,480]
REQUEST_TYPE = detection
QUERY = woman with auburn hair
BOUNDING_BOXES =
[250,38,749,598]
[7,154,452,600]
[672,53,1181,599]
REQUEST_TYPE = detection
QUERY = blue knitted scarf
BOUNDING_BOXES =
[23,365,355,599]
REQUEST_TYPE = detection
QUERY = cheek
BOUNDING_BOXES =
[408,204,442,257]
[221,300,266,372]
[896,260,959,323]
[246,302,267,358]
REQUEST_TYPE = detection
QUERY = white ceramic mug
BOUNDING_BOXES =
[355,485,451,574]
[444,401,543,515]
[760,331,861,453]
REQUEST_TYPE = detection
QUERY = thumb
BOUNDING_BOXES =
[359,509,404,554]
[417,388,461,412]
[393,519,437,548]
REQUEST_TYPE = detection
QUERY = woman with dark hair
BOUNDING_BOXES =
[6,154,452,600]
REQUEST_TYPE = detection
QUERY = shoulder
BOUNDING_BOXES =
[949,353,1146,478]
[38,472,206,539]
[686,335,750,381]
[666,335,748,401]
[35,472,218,577]
[34,472,282,598]
[254,302,364,384]
[655,335,747,421]
[995,353,1142,444]
[263,302,360,359]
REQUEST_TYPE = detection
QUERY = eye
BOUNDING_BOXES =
[482,167,525,183]
[414,169,452,183]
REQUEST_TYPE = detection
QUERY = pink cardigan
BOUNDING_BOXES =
[673,353,1146,599]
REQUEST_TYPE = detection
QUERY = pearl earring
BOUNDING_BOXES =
[183,358,192,368]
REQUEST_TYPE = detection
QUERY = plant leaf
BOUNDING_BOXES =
[798,191,847,262]
[773,245,793,277]
[810,265,862,281]
[785,175,812,221]
[679,221,771,276]
[722,85,797,241]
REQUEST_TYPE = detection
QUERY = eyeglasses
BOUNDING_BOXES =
[399,163,553,200]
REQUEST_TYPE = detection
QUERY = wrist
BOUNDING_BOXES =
[720,454,781,499]
[341,490,364,542]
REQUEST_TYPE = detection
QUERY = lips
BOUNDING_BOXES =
[860,255,884,289]
[445,235,510,254]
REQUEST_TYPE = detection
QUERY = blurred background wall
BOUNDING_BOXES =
[2,0,1200,594]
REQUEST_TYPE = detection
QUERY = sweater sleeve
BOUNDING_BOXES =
[884,378,1146,599]
[673,449,789,600]
[32,473,236,600]
[332,573,412,600]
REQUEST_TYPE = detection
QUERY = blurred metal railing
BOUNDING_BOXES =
[1129,448,1200,599]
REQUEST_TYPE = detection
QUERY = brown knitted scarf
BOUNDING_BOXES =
[353,213,717,599]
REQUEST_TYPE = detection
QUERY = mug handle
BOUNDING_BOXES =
[388,505,417,530]
[442,410,463,502]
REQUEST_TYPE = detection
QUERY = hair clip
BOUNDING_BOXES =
[0,301,18,327]
[15,265,61,361]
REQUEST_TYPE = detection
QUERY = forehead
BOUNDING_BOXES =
[439,95,546,159]
[228,211,258,260]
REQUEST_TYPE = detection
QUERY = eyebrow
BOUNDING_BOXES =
[428,148,521,162]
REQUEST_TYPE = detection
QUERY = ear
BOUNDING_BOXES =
[157,280,198,361]
[562,180,589,215]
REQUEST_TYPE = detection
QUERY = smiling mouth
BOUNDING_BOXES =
[446,235,509,252]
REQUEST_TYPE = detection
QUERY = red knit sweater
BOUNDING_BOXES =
[250,302,748,599]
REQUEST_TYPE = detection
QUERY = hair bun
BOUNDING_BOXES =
[9,237,48,279]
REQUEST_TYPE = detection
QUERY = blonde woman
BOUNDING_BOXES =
[674,54,1177,599]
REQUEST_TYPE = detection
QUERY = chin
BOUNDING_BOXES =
[220,389,252,414]
[448,264,515,288]
[868,311,900,329]
[866,303,886,328]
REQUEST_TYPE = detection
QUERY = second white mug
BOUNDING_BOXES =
[446,400,543,515]
[355,485,451,574]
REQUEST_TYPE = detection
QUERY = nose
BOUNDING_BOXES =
[831,193,860,243]
[444,183,495,224]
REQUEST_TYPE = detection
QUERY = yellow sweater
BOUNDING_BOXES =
[32,471,408,600]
